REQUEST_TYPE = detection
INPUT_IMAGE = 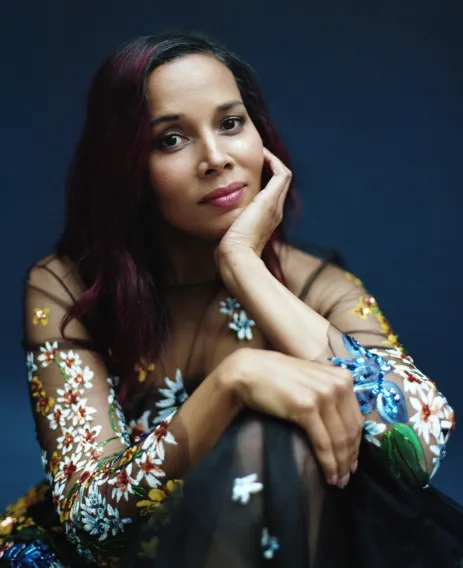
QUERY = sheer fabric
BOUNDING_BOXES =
[0,246,461,568]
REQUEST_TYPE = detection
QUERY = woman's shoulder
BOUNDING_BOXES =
[27,251,86,301]
[275,242,331,292]
[275,241,362,309]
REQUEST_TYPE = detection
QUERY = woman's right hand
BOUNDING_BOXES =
[219,347,363,488]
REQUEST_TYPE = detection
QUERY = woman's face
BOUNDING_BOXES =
[146,53,264,240]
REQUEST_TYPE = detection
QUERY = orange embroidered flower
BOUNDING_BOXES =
[32,308,50,326]
[134,360,155,383]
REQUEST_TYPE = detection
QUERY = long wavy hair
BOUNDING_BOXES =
[56,28,299,400]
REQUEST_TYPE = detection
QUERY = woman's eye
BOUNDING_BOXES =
[158,133,184,150]
[221,116,246,131]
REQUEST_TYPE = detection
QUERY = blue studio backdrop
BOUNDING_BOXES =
[1,0,462,509]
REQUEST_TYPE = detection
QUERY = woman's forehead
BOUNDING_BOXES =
[147,54,240,111]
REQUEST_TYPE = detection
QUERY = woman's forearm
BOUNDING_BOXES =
[221,252,331,362]
[176,360,243,467]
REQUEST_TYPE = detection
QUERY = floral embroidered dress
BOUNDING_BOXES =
[1,248,462,568]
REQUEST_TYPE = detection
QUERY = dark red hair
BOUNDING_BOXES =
[56,28,299,401]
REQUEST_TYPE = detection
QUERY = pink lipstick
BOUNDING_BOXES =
[200,182,246,208]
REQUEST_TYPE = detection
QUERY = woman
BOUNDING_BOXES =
[1,29,462,568]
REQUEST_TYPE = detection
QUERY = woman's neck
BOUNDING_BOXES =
[159,223,220,287]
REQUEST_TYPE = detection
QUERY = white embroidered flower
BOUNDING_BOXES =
[409,388,446,445]
[135,453,166,488]
[370,347,415,366]
[37,341,59,367]
[26,352,38,382]
[56,383,84,407]
[129,409,152,443]
[231,473,263,505]
[143,420,177,462]
[59,350,83,376]
[67,398,97,427]
[401,368,433,395]
[79,424,103,454]
[229,310,255,341]
[51,480,67,514]
[46,404,70,430]
[363,420,386,447]
[68,365,94,390]
[108,463,137,502]
[154,369,188,424]
[57,427,80,455]
[55,452,86,483]
[219,297,241,315]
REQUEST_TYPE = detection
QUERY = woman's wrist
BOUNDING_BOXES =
[217,247,265,297]
[213,349,250,412]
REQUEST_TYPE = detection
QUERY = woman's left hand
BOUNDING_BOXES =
[216,147,292,268]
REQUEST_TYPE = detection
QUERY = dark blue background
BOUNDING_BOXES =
[1,0,462,509]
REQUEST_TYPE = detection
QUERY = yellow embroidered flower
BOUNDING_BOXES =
[16,516,35,531]
[36,393,55,416]
[138,536,159,559]
[118,446,137,467]
[344,272,364,287]
[49,451,61,476]
[136,479,182,515]
[134,360,155,383]
[30,376,43,398]
[350,295,378,319]
[136,488,168,515]
[376,314,405,351]
[32,308,50,326]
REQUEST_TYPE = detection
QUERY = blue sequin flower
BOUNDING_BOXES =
[329,334,408,424]
[261,527,280,559]
[4,540,64,567]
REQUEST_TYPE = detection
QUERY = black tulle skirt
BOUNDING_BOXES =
[122,411,463,568]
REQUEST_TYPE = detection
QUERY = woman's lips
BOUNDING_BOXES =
[201,187,245,208]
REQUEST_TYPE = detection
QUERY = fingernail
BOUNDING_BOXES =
[351,460,358,474]
[338,473,350,488]
[328,474,338,485]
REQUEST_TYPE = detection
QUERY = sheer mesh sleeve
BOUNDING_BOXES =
[301,262,455,488]
[23,259,190,566]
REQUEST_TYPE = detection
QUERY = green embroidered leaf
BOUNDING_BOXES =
[99,435,119,448]
[109,402,117,432]
[132,485,148,497]
[381,423,429,487]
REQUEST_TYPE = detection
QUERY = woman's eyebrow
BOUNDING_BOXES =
[150,100,245,127]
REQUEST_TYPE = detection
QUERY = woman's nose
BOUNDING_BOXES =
[198,136,233,175]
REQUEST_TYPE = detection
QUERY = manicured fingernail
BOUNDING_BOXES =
[338,473,350,488]
[351,460,358,474]
[328,474,338,485]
